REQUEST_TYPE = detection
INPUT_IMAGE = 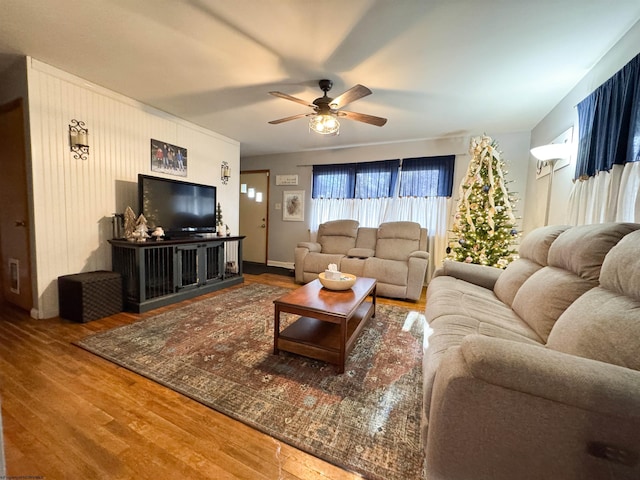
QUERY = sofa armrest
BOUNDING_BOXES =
[459,335,640,416]
[409,250,430,261]
[426,335,640,480]
[296,241,321,253]
[432,259,502,290]
[294,242,321,283]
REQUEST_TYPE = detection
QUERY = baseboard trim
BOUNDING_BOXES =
[267,260,295,270]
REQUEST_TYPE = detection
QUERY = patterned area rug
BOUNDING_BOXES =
[77,283,424,479]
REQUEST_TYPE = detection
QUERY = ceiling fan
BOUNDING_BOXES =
[268,79,387,135]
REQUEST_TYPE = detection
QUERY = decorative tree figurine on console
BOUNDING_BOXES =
[133,214,150,242]
[446,134,519,268]
[124,206,137,241]
[216,202,224,236]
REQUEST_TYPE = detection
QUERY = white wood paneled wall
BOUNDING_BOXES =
[26,58,240,319]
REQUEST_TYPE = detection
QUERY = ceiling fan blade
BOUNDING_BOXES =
[330,84,372,109]
[269,91,315,108]
[268,113,311,124]
[339,110,387,127]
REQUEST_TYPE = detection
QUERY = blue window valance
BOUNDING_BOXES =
[399,155,455,197]
[575,52,640,180]
[312,155,455,199]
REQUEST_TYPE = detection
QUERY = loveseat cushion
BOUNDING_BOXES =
[363,258,409,287]
[317,219,359,254]
[493,225,569,306]
[354,227,378,250]
[375,221,422,261]
[547,228,640,370]
[511,223,639,342]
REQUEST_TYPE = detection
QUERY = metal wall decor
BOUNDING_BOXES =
[69,119,89,160]
[221,161,230,184]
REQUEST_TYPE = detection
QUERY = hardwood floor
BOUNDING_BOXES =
[0,273,426,479]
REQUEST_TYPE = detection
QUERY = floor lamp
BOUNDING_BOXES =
[530,143,570,225]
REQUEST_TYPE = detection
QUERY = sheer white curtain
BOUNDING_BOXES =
[567,162,640,224]
[310,196,451,280]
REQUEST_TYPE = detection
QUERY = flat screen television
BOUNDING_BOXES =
[138,174,217,237]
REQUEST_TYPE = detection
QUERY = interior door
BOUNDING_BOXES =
[239,171,269,264]
[0,98,33,311]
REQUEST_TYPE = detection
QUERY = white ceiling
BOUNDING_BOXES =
[1,0,639,158]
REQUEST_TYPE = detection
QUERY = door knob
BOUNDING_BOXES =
[15,221,26,227]
[260,224,266,228]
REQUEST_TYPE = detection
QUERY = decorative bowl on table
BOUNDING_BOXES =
[318,272,357,290]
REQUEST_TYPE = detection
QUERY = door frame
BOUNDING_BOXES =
[239,169,270,264]
[0,97,34,311]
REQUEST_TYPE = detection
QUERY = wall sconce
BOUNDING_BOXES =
[221,161,230,185]
[69,119,89,160]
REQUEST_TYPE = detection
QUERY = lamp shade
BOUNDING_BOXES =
[530,142,570,161]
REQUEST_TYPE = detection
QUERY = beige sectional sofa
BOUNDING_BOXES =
[423,222,640,480]
[294,219,429,301]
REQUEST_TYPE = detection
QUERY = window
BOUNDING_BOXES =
[312,160,399,199]
[399,156,455,197]
[312,155,454,199]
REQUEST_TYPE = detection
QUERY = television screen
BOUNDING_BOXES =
[138,174,217,235]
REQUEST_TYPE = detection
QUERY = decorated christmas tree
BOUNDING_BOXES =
[446,135,519,268]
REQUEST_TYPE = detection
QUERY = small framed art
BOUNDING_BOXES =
[151,139,187,177]
[283,190,304,221]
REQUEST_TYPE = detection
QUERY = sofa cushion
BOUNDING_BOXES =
[547,229,640,370]
[375,221,422,261]
[518,224,571,266]
[511,267,596,342]
[547,222,640,281]
[493,259,543,307]
[599,227,640,299]
[317,219,359,254]
[511,223,639,342]
[493,224,570,306]
[547,288,640,370]
[354,227,378,250]
[426,279,543,342]
[340,257,366,277]
[363,257,408,286]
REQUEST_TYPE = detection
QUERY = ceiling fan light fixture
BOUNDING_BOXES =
[309,114,340,135]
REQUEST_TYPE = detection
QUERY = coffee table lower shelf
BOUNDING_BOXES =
[276,301,374,372]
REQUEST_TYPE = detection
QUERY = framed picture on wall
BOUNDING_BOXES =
[283,190,304,221]
[150,139,187,177]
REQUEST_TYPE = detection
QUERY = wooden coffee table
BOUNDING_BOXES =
[273,277,376,373]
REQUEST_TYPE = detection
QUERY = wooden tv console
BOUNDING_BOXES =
[109,236,245,313]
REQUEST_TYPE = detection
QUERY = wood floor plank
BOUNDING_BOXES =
[0,273,426,478]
